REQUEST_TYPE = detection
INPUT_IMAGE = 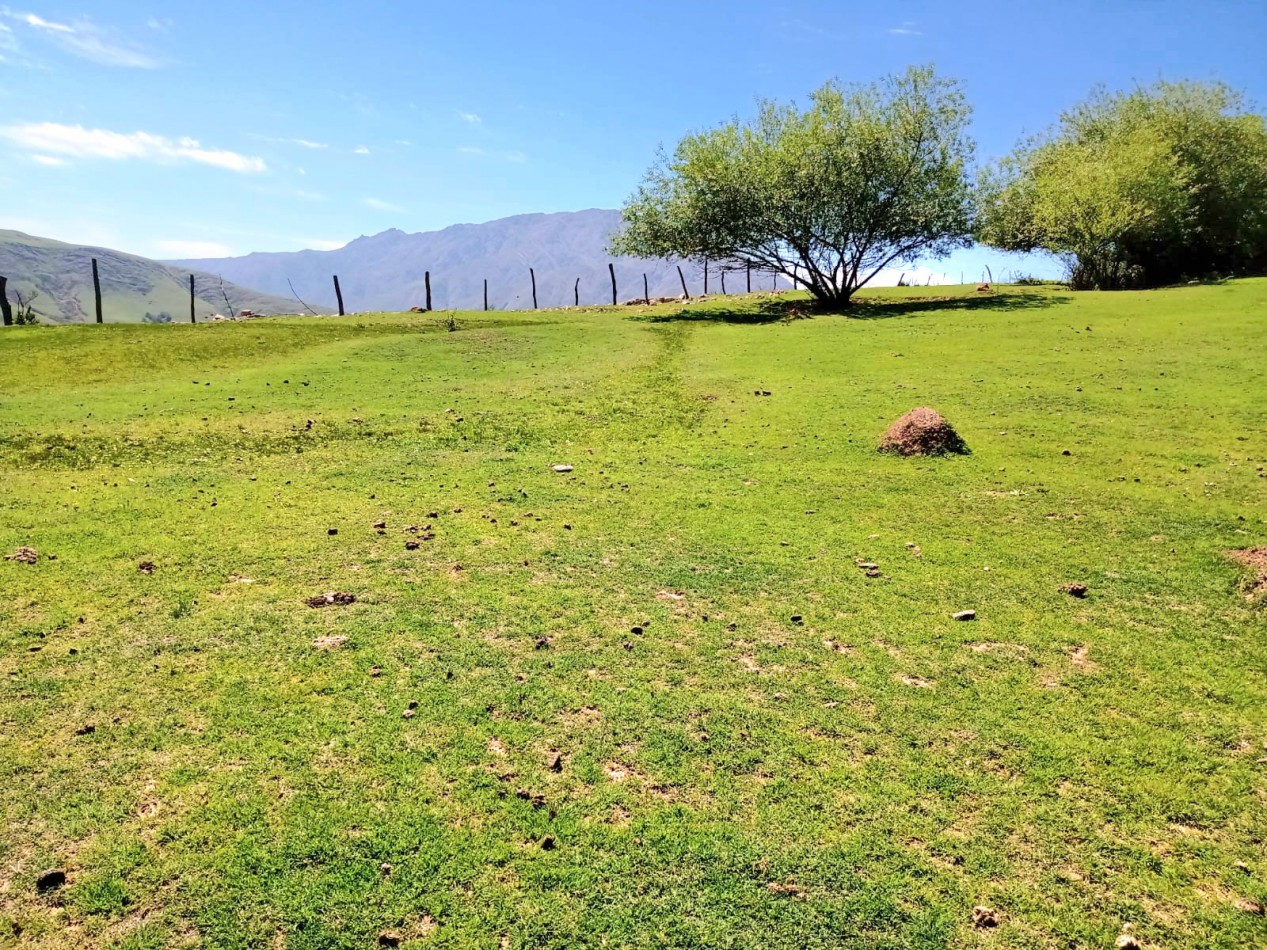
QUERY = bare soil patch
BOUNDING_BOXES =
[1228,548,1267,597]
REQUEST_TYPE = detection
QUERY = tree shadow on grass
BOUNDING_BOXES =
[631,289,1072,325]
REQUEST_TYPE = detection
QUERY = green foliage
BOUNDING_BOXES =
[611,67,976,304]
[978,81,1267,289]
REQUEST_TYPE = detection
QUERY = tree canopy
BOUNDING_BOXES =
[977,81,1267,289]
[610,67,976,305]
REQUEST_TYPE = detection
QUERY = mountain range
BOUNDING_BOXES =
[167,209,750,312]
[0,229,326,324]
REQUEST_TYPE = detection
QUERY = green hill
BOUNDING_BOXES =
[0,230,329,324]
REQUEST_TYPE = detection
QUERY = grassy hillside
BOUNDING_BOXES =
[0,230,328,324]
[0,282,1264,948]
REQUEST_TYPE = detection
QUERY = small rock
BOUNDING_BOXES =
[540,835,557,851]
[373,520,387,530]
[1062,450,1072,456]
[790,615,804,625]
[971,905,1001,929]
[858,563,879,571]
[552,464,574,473]
[1061,583,1089,598]
[534,637,551,650]
[6,547,38,564]
[405,540,420,551]
[630,625,644,635]
[1116,934,1141,949]
[35,868,66,893]
[327,528,338,536]
[137,561,156,574]
[547,752,563,773]
[369,666,382,677]
[379,862,392,876]
[401,709,416,719]
[378,933,402,948]
[75,723,96,736]
[953,610,977,622]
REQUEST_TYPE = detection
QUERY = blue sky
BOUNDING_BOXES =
[1,0,1264,280]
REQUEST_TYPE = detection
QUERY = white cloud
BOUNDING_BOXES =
[888,21,923,36]
[0,122,268,173]
[459,112,481,124]
[458,146,526,163]
[353,145,370,155]
[156,239,234,258]
[457,145,486,156]
[364,197,404,213]
[30,153,66,166]
[292,138,328,150]
[3,10,160,67]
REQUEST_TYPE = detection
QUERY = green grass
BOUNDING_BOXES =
[1,282,1265,949]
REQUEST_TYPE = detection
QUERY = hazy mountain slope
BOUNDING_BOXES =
[168,210,745,312]
[0,230,328,324]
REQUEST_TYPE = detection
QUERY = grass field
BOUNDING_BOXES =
[1,282,1265,949]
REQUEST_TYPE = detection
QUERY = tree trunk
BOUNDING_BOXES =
[333,275,345,316]
[530,268,537,309]
[425,271,432,311]
[189,275,196,324]
[609,263,617,306]
[677,265,689,298]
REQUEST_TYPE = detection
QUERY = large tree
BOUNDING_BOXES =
[977,81,1267,289]
[610,67,976,306]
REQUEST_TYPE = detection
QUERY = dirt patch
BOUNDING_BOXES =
[312,635,349,651]
[898,674,934,689]
[305,592,357,608]
[1070,645,1100,672]
[1228,548,1267,597]
[878,408,969,457]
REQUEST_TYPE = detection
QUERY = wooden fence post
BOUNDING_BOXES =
[530,268,538,309]
[189,275,196,323]
[643,273,649,304]
[721,271,727,295]
[484,279,489,311]
[0,276,12,327]
[677,264,689,299]
[609,263,617,306]
[704,259,709,295]
[574,278,580,307]
[747,263,751,293]
[425,271,432,311]
[333,275,345,316]
[92,258,103,323]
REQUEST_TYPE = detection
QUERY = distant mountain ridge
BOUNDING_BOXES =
[0,230,327,324]
[167,209,734,312]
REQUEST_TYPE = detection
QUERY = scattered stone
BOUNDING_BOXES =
[369,666,382,677]
[540,835,557,851]
[630,626,644,635]
[953,610,977,621]
[971,906,1001,929]
[405,540,420,551]
[1061,582,1089,598]
[401,709,416,719]
[313,636,349,651]
[35,868,66,893]
[380,862,392,876]
[373,520,387,530]
[1116,928,1141,949]
[878,408,969,457]
[75,723,96,736]
[327,528,338,536]
[6,547,38,564]
[305,592,356,608]
[552,464,574,473]
[378,932,402,948]
[534,636,551,650]
[547,752,563,773]
[790,615,804,625]
[137,561,156,575]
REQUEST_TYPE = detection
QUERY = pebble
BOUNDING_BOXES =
[953,610,977,622]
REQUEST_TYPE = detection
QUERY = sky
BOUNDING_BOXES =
[0,0,1264,282]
